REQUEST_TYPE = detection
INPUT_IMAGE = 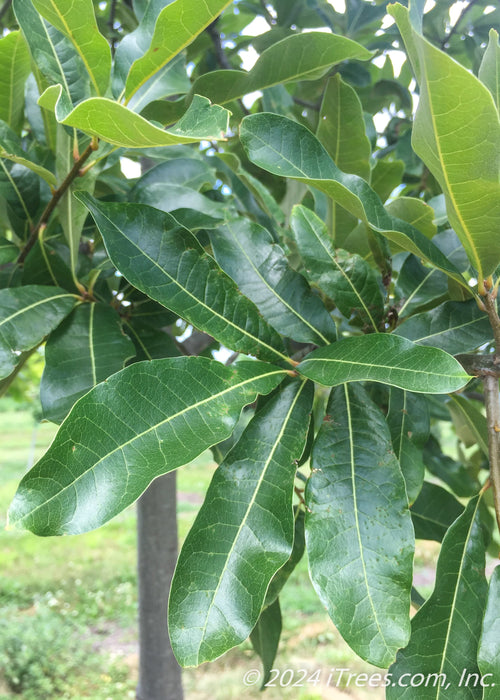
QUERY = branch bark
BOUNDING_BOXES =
[18,139,98,265]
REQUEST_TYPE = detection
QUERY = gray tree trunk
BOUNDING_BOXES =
[136,471,183,700]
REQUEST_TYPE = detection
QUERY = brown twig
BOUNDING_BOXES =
[18,139,98,265]
[484,375,500,532]
[440,0,479,49]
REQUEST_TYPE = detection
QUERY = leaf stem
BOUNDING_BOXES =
[18,138,99,265]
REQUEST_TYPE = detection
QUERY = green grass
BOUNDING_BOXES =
[0,408,438,699]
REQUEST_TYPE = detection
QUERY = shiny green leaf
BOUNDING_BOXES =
[0,31,31,133]
[169,379,313,666]
[478,566,500,700]
[290,205,384,331]
[146,32,373,124]
[124,0,233,103]
[8,357,286,535]
[395,300,492,354]
[209,219,337,345]
[32,0,111,94]
[395,254,448,318]
[264,509,305,609]
[250,599,282,689]
[389,3,500,282]
[39,90,229,149]
[0,285,77,380]
[411,482,464,542]
[76,194,289,364]
[297,335,469,394]
[41,303,135,423]
[387,495,488,699]
[306,383,413,667]
[240,113,468,289]
[447,395,489,458]
[387,389,429,503]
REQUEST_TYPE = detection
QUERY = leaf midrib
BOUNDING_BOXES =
[0,292,75,328]
[436,495,482,699]
[92,205,290,363]
[300,355,464,381]
[196,379,308,663]
[344,383,392,658]
[12,368,286,524]
[224,222,331,344]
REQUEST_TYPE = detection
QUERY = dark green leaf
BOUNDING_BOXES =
[169,379,313,666]
[0,285,77,380]
[395,254,448,318]
[387,495,488,699]
[8,357,286,535]
[447,395,489,457]
[240,113,468,290]
[77,194,289,365]
[411,482,464,542]
[423,436,480,499]
[41,303,135,423]
[250,598,282,689]
[306,383,413,667]
[297,335,469,394]
[387,389,429,503]
[395,300,492,354]
[209,219,337,345]
[290,205,384,330]
[264,509,306,608]
[130,158,216,198]
[478,566,500,699]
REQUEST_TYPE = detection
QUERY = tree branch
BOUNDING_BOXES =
[440,0,479,49]
[484,374,500,532]
[18,138,98,265]
[206,19,250,116]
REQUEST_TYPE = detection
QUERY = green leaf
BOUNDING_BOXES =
[8,357,286,535]
[250,598,282,689]
[290,205,384,331]
[389,3,500,283]
[127,54,191,113]
[297,335,469,394]
[133,183,228,223]
[395,254,448,318]
[31,0,111,95]
[168,379,313,666]
[395,300,492,354]
[240,113,468,290]
[0,31,31,133]
[13,0,90,107]
[264,509,305,609]
[479,29,500,111]
[0,150,56,188]
[387,389,429,503]
[0,285,77,380]
[39,90,230,149]
[387,495,488,699]
[317,74,371,181]
[447,395,489,458]
[478,566,500,699]
[386,197,437,243]
[193,32,372,110]
[56,126,97,274]
[0,237,18,265]
[411,482,464,542]
[208,219,337,345]
[131,158,215,196]
[306,383,413,667]
[41,303,135,423]
[76,194,289,365]
[423,436,480,499]
[123,0,233,103]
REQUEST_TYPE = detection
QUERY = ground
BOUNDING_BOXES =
[0,406,438,700]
